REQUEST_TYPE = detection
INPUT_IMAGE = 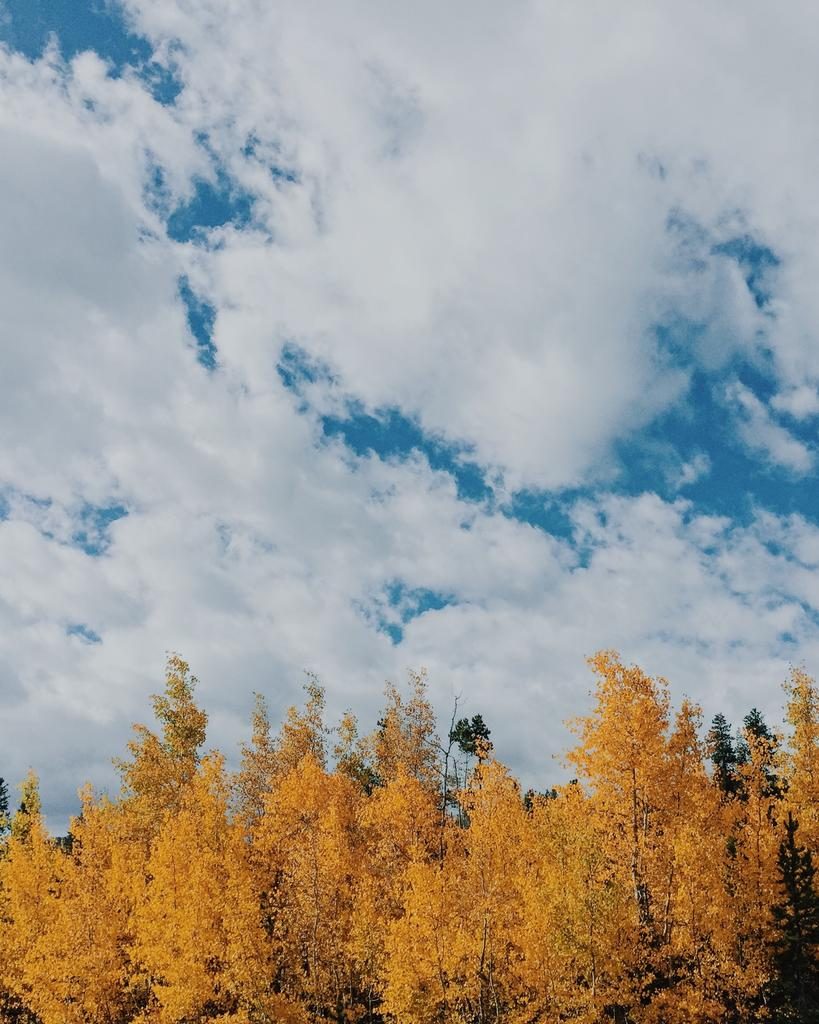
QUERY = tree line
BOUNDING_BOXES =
[1,651,818,1023]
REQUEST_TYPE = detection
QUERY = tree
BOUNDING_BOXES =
[10,772,41,845]
[355,765,441,1019]
[450,714,492,759]
[743,708,781,797]
[333,710,380,795]
[784,668,819,854]
[568,652,670,934]
[721,708,786,1015]
[0,773,50,1024]
[706,713,742,796]
[234,691,278,823]
[114,653,208,833]
[566,652,676,1018]
[768,813,819,1022]
[252,754,366,1023]
[369,671,439,793]
[133,754,241,1022]
[0,777,9,838]
[273,674,328,775]
[382,761,529,1024]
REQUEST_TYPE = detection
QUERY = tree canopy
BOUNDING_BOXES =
[1,652,818,1024]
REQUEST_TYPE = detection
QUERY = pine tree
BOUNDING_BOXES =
[706,713,741,796]
[0,777,9,838]
[743,708,781,796]
[768,813,819,1022]
[449,714,492,758]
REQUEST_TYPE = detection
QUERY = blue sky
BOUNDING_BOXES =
[3,0,819,825]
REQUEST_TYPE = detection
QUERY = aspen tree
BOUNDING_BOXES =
[784,667,819,855]
[567,654,670,942]
[114,654,208,840]
[369,672,439,793]
[0,775,71,1023]
[234,691,278,823]
[253,754,365,1023]
[133,754,236,1022]
[353,766,440,1018]
[383,760,530,1024]
[273,676,328,775]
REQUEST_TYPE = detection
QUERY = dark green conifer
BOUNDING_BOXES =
[449,713,491,758]
[768,813,819,1023]
[0,776,8,834]
[706,713,742,795]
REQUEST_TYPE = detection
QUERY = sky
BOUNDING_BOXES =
[2,1,819,827]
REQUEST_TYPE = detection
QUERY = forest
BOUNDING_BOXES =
[1,651,818,1024]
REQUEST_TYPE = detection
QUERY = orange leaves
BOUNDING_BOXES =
[1,652,818,1024]
[784,667,819,851]
[114,654,208,838]
[133,755,235,1022]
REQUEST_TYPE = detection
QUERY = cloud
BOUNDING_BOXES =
[118,2,819,483]
[5,4,819,827]
[726,381,814,473]
[772,385,819,421]
[675,452,712,489]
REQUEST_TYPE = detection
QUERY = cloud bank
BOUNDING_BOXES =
[3,1,819,824]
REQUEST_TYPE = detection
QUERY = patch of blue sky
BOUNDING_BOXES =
[386,580,456,619]
[278,308,817,555]
[379,622,404,645]
[242,134,300,185]
[322,405,492,503]
[178,277,218,370]
[0,491,126,553]
[613,368,819,525]
[653,316,708,365]
[502,332,818,550]
[371,581,458,645]
[72,502,128,556]
[502,490,579,543]
[137,60,183,106]
[0,0,182,104]
[712,235,780,310]
[666,207,780,311]
[277,342,334,391]
[166,172,256,244]
[277,344,491,502]
[66,623,101,644]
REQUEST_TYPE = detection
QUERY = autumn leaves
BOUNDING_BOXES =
[1,652,818,1023]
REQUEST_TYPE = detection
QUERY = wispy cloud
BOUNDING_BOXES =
[726,381,814,474]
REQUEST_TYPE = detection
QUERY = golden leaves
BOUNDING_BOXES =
[1,655,817,1023]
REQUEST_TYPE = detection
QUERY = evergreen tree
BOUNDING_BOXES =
[0,777,8,836]
[449,713,492,759]
[743,707,781,797]
[744,707,774,743]
[706,713,742,795]
[768,813,819,1022]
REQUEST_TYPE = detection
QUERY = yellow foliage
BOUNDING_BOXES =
[1,651,814,1024]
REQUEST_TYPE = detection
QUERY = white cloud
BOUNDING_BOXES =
[673,452,712,489]
[726,381,814,473]
[772,385,819,420]
[115,0,819,487]
[6,5,819,825]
